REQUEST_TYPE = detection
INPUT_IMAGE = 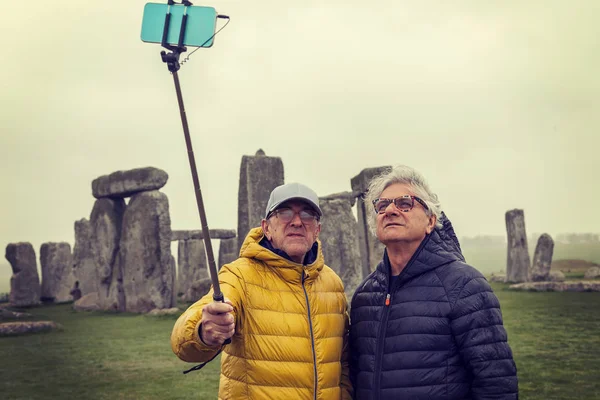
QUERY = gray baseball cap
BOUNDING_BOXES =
[265,183,322,218]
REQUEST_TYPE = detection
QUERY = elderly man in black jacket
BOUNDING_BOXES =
[350,165,518,400]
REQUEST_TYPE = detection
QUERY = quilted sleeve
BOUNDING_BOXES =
[170,263,244,362]
[449,277,519,400]
[340,308,353,400]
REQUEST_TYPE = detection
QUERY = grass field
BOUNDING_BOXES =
[0,304,221,400]
[1,283,600,400]
[2,242,599,399]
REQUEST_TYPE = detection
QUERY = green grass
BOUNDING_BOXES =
[0,304,220,400]
[2,287,600,399]
[2,243,599,399]
[495,282,600,400]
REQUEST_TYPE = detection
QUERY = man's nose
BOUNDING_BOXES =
[289,212,303,226]
[385,202,400,215]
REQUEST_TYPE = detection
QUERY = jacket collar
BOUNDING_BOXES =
[378,212,465,286]
[258,236,319,265]
[240,227,324,284]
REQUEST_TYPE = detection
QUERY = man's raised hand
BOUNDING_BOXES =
[200,299,235,347]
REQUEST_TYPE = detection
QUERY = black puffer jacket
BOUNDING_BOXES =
[350,215,518,400]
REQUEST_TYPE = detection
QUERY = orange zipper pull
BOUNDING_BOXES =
[385,293,391,306]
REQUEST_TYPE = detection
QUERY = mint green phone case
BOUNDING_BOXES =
[141,3,217,47]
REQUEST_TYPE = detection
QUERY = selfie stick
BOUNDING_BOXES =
[159,1,230,343]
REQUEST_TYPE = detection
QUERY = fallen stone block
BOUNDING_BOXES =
[0,308,33,320]
[0,321,63,337]
[509,281,600,292]
[146,307,181,316]
[488,275,507,283]
[73,292,101,312]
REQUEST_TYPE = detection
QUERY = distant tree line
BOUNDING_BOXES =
[554,233,600,244]
[459,233,600,247]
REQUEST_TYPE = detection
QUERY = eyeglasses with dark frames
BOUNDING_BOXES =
[372,195,429,214]
[269,208,320,224]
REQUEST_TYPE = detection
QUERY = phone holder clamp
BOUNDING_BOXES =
[160,0,194,72]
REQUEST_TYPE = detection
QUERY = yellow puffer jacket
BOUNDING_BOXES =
[171,227,352,400]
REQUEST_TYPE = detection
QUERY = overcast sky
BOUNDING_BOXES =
[1,0,598,258]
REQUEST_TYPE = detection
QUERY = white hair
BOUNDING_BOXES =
[364,165,443,235]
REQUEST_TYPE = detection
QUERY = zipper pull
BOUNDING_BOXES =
[385,293,391,306]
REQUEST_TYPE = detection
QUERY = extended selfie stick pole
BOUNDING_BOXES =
[159,2,229,339]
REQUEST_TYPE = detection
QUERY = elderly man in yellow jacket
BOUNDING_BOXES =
[171,182,353,400]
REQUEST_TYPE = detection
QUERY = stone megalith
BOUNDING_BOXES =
[107,251,126,312]
[91,167,168,199]
[351,166,391,277]
[237,150,284,251]
[318,197,363,298]
[40,242,75,303]
[169,254,177,307]
[218,237,238,268]
[90,198,126,311]
[5,243,41,307]
[118,190,175,313]
[184,277,213,304]
[505,209,531,283]
[177,239,208,298]
[530,233,554,282]
[72,219,98,296]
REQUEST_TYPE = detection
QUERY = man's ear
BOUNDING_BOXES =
[426,215,437,234]
[314,222,322,240]
[261,219,271,240]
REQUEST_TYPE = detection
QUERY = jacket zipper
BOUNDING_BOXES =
[373,288,392,400]
[302,271,318,400]
[372,237,430,399]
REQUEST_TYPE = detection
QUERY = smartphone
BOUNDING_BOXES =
[141,3,217,47]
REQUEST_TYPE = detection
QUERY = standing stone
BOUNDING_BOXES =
[107,251,126,312]
[72,219,98,296]
[92,167,169,199]
[177,239,208,300]
[184,277,213,304]
[118,190,175,313]
[505,209,531,283]
[5,243,41,307]
[218,237,238,268]
[40,242,75,303]
[318,198,363,299]
[530,233,554,282]
[351,166,391,277]
[170,254,177,307]
[237,149,284,251]
[90,198,126,311]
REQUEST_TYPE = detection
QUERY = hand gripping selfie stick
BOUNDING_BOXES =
[152,1,231,345]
